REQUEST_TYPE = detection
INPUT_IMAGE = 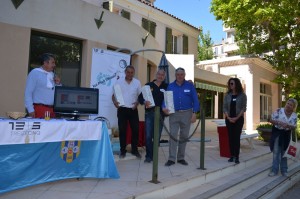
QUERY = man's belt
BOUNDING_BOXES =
[176,108,192,112]
[33,103,53,108]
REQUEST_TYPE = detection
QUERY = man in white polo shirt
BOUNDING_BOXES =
[112,65,142,159]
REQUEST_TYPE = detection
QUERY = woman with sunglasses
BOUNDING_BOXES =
[223,78,247,164]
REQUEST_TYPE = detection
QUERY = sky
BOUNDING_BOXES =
[154,0,225,44]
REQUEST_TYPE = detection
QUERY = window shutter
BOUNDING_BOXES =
[165,27,172,53]
[174,36,177,54]
[103,2,109,10]
[142,18,147,30]
[102,1,113,12]
[121,10,130,20]
[142,18,156,38]
[150,21,156,38]
[183,34,188,54]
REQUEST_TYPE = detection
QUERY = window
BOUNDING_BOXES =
[214,47,218,56]
[227,32,235,44]
[183,34,188,54]
[142,18,156,37]
[29,31,82,87]
[205,91,215,118]
[260,83,272,121]
[197,90,215,119]
[121,9,130,20]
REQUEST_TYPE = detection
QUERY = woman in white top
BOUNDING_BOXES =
[269,98,298,177]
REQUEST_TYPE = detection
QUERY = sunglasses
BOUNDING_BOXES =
[230,82,235,85]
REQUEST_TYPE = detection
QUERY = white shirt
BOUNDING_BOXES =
[271,108,297,130]
[114,77,141,108]
[24,68,56,113]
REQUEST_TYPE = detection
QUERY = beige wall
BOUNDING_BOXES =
[0,0,161,116]
[0,22,30,116]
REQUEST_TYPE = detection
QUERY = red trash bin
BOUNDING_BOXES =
[126,121,145,147]
[217,126,231,158]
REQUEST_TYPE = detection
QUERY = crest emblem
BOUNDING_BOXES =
[60,141,81,163]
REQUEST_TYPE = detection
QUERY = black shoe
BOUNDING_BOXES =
[119,152,126,159]
[165,160,175,166]
[235,158,240,164]
[131,151,141,159]
[160,139,168,143]
[228,157,234,162]
[144,158,152,163]
[177,159,188,166]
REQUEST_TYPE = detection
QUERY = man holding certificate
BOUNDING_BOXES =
[163,67,200,166]
[138,69,168,163]
[112,65,142,159]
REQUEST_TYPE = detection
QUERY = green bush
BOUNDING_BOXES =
[256,121,300,139]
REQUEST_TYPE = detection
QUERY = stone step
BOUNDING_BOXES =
[166,158,300,199]
[168,155,272,199]
[134,152,272,199]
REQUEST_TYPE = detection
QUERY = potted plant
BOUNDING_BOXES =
[256,122,273,142]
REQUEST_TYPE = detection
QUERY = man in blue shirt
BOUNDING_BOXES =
[163,67,200,166]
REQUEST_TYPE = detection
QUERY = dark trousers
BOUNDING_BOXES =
[225,117,244,158]
[117,107,139,154]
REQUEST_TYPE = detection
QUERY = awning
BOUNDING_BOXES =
[195,82,227,93]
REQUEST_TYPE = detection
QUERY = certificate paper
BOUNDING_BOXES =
[164,91,175,114]
[113,84,125,107]
[142,85,155,107]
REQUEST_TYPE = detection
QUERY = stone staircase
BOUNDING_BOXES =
[134,153,300,199]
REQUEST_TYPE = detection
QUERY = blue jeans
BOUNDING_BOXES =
[145,111,163,160]
[271,136,288,174]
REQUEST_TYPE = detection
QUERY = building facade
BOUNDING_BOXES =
[0,0,281,131]
[0,0,199,118]
[198,25,282,130]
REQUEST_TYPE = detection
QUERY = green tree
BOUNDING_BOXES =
[198,27,214,61]
[211,0,300,100]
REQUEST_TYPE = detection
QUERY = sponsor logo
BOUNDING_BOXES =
[9,121,41,137]
[92,72,117,88]
[60,141,81,163]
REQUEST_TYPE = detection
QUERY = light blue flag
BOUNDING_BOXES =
[0,122,119,193]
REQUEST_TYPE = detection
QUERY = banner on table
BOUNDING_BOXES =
[90,48,130,128]
[0,119,102,145]
[0,123,119,193]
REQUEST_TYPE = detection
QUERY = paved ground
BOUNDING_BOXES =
[0,131,271,199]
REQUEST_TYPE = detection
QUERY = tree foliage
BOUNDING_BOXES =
[211,0,300,100]
[198,27,214,61]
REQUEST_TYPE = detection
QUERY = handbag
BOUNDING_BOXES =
[283,130,300,160]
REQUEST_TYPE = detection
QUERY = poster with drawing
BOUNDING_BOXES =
[90,48,130,128]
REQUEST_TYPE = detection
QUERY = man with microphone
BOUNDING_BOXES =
[24,53,61,118]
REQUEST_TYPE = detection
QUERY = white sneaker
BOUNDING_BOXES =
[282,172,288,177]
[268,172,277,177]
